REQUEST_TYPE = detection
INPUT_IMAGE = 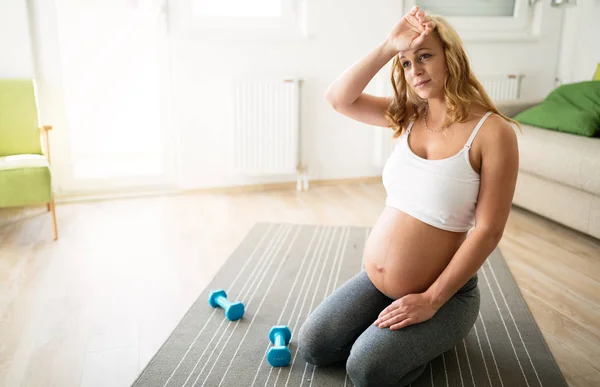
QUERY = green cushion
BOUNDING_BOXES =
[0,166,52,207]
[514,81,600,137]
[0,79,43,156]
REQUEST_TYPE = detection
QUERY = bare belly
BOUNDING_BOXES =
[363,207,468,299]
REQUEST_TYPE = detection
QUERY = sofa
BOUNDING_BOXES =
[495,99,600,240]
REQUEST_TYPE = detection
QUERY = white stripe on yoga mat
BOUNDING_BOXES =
[219,224,310,386]
[442,352,449,387]
[281,227,342,386]
[479,311,504,387]
[473,323,493,386]
[268,225,336,386]
[486,260,543,387]
[195,224,301,386]
[298,227,342,386]
[246,226,324,387]
[430,361,434,386]
[178,223,285,387]
[235,225,291,299]
[279,227,336,387]
[481,265,530,386]
[281,227,339,386]
[261,227,330,383]
[270,226,332,386]
[463,339,476,387]
[183,224,291,387]
[161,223,278,387]
[455,346,465,387]
[304,226,350,386]
[181,224,292,387]
[304,226,351,386]
[305,226,351,387]
[279,226,336,386]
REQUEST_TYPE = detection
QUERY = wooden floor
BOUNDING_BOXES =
[1,181,599,387]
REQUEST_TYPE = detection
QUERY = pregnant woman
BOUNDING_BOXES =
[297,6,520,387]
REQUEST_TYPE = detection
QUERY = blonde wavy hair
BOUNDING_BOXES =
[385,15,520,137]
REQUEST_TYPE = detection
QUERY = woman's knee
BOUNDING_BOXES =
[346,343,428,387]
[346,346,388,387]
[297,318,349,366]
[296,320,322,364]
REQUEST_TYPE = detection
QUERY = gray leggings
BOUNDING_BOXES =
[297,270,480,387]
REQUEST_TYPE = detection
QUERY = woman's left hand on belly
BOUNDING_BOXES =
[373,293,439,330]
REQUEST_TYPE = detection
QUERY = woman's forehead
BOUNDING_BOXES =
[399,34,442,58]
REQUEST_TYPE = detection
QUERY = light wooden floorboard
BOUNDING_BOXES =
[0,181,598,387]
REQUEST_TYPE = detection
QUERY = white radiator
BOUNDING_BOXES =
[372,73,523,167]
[232,78,300,175]
[480,73,522,100]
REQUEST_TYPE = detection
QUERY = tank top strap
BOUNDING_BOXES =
[405,119,415,134]
[465,111,493,148]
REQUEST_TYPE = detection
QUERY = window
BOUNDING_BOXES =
[189,0,306,38]
[417,0,517,17]
[54,0,176,191]
[405,0,535,38]
[193,0,283,18]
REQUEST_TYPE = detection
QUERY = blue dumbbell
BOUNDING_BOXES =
[208,289,245,321]
[267,325,292,367]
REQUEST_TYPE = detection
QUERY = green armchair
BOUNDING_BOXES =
[0,79,57,240]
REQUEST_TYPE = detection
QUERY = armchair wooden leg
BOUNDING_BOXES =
[49,198,58,240]
[47,203,51,212]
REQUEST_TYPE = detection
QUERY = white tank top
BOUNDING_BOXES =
[382,111,493,232]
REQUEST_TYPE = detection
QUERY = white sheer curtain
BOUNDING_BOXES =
[55,0,172,189]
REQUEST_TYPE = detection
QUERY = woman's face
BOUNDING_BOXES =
[399,33,447,100]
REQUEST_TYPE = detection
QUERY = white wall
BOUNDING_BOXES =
[0,0,35,77]
[24,0,568,194]
[558,0,600,84]
[169,0,564,190]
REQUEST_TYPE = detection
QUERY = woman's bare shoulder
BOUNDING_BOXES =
[479,113,518,154]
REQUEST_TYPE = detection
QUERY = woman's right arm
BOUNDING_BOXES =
[324,41,398,128]
[324,6,434,128]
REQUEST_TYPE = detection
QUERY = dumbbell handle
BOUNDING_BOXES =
[215,294,233,309]
[274,332,286,347]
